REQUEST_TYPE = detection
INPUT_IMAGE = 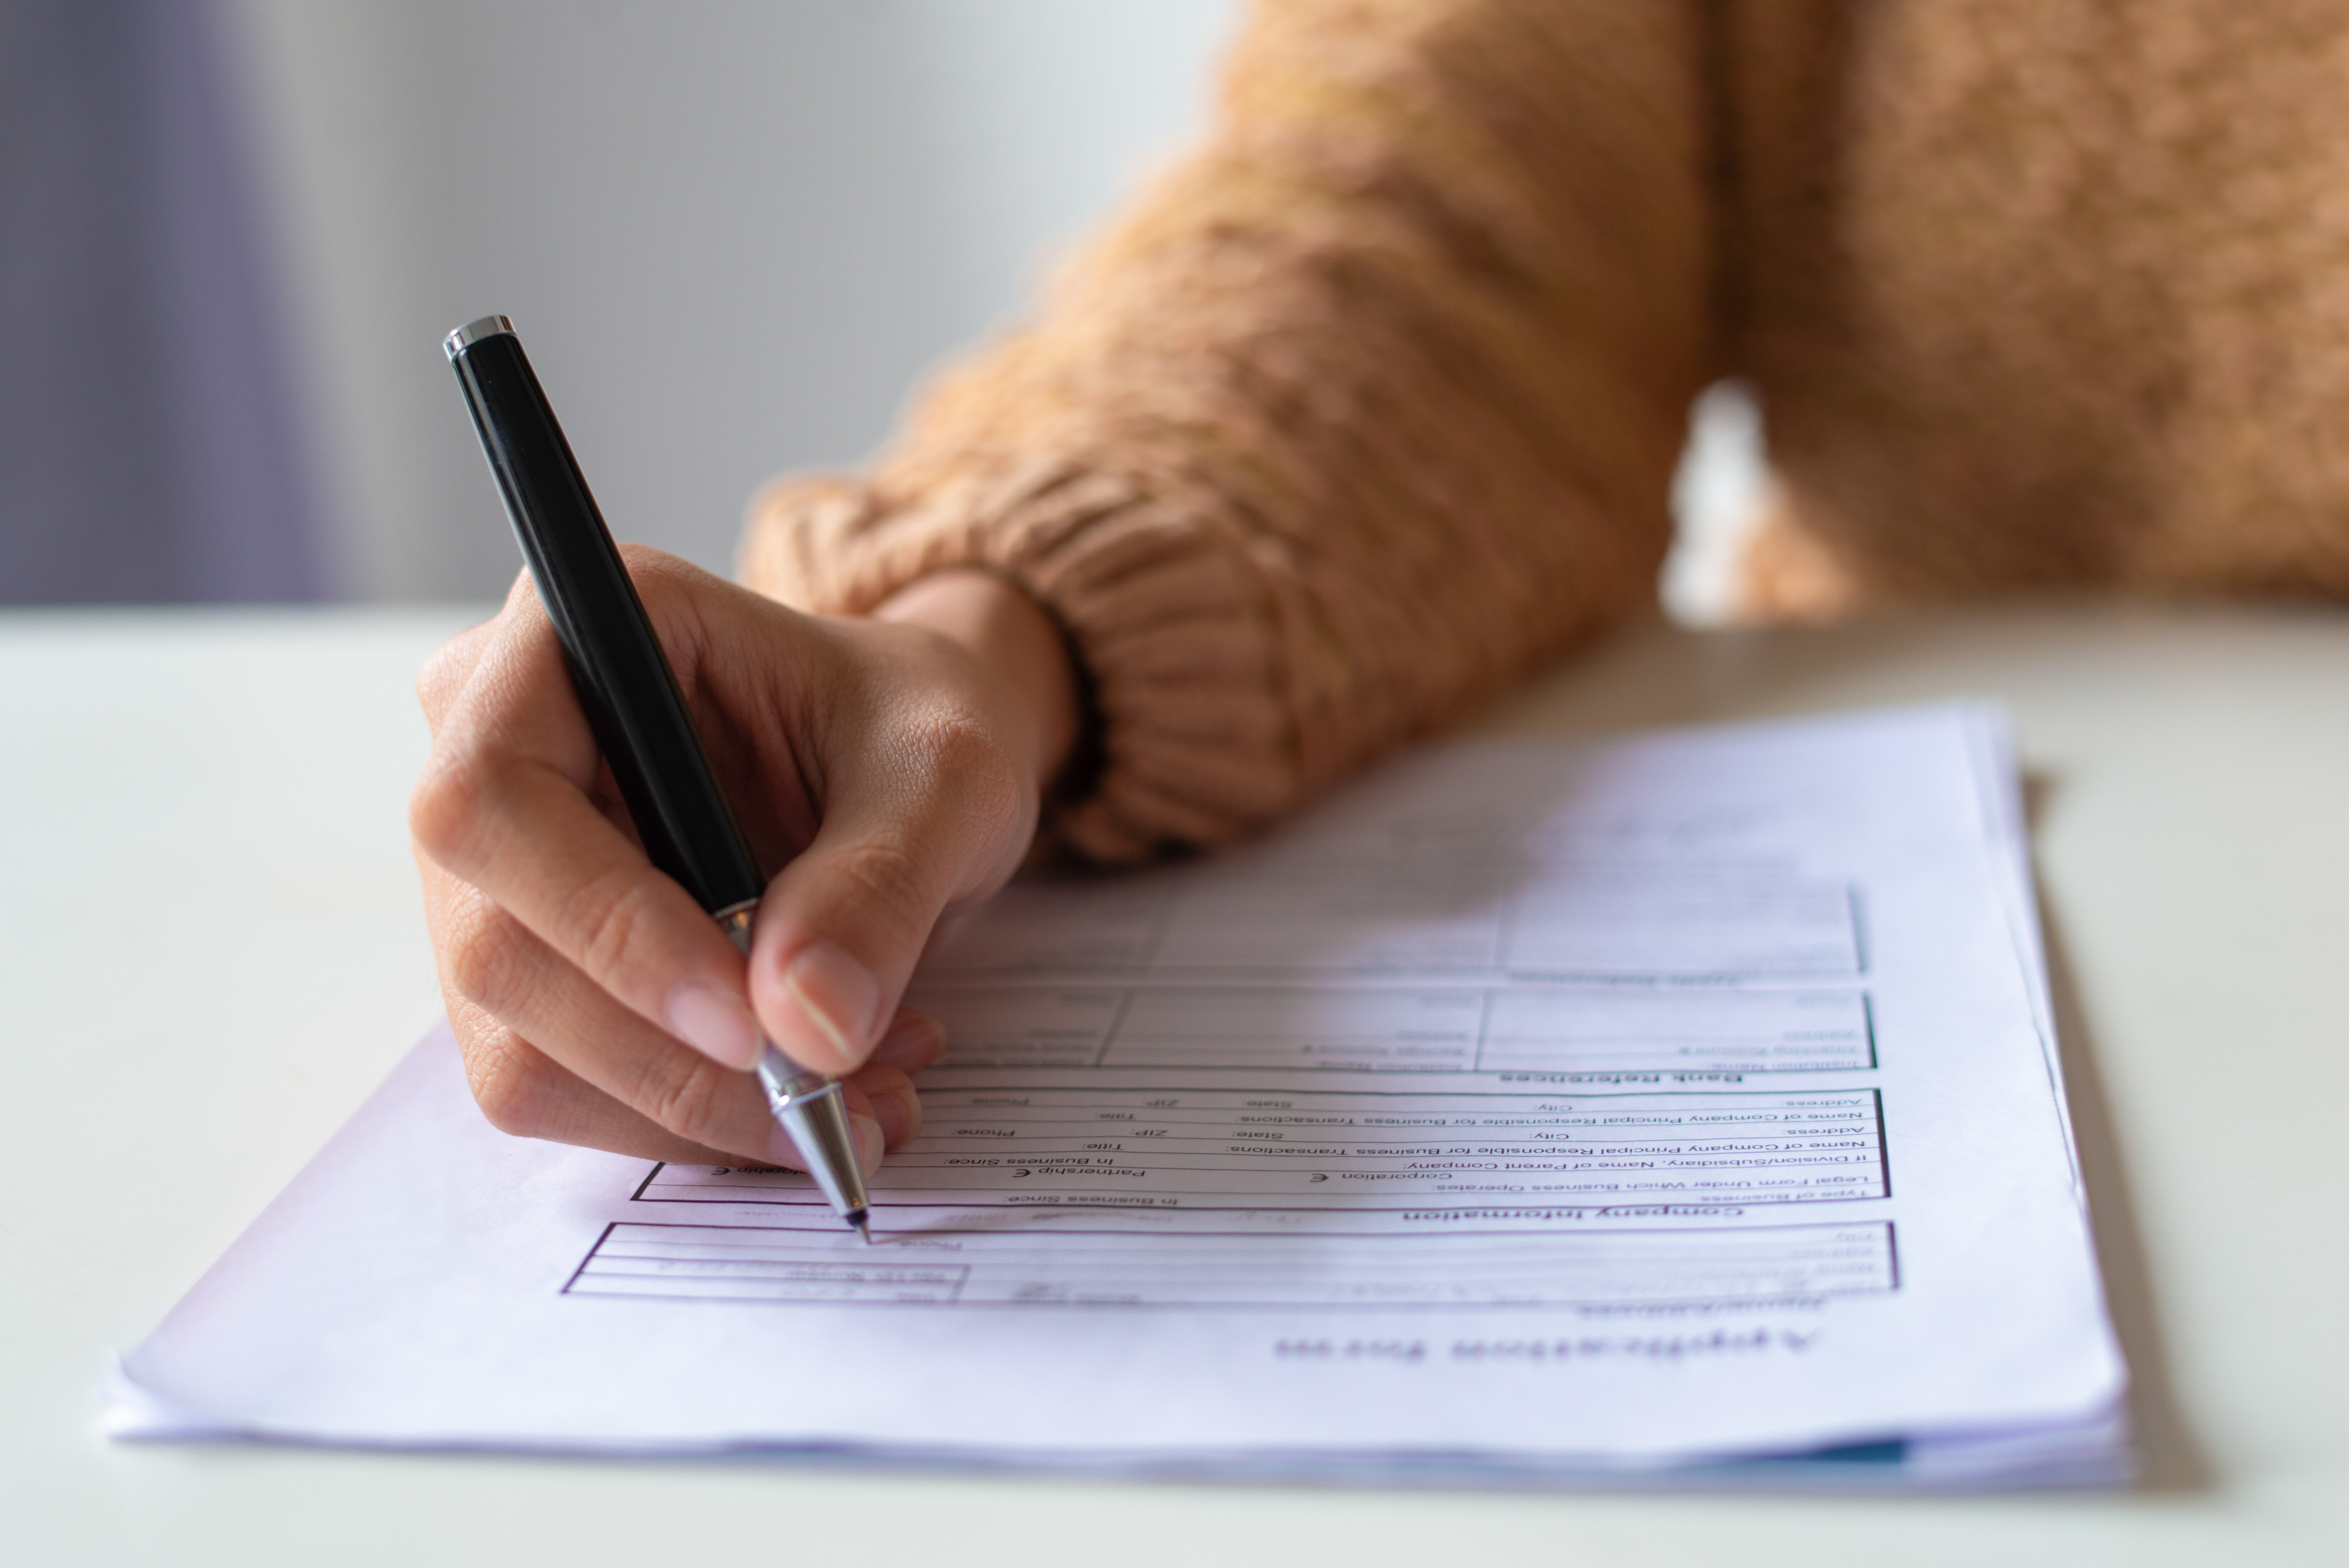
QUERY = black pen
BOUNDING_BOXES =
[443,315,873,1242]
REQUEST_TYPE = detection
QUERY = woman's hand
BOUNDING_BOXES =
[409,553,1079,1174]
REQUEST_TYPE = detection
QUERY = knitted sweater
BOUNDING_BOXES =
[741,0,2349,860]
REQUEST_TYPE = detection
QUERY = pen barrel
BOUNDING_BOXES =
[447,327,765,916]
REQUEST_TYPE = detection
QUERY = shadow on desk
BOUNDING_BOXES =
[2032,835,2210,1493]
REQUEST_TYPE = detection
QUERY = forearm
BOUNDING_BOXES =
[746,0,1716,858]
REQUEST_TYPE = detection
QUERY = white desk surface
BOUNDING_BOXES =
[3,604,2343,1567]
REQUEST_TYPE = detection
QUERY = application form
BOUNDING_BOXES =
[110,706,2128,1486]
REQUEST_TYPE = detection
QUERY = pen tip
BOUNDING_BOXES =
[849,1211,873,1245]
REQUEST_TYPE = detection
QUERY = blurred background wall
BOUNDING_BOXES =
[0,0,328,603]
[2,0,1762,614]
[228,0,1247,602]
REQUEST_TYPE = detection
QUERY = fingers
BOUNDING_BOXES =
[426,852,941,1167]
[410,576,766,1074]
[853,1009,947,1146]
[740,572,1078,1075]
[411,553,1011,1176]
[870,1006,948,1073]
[423,856,797,1159]
[448,996,746,1166]
[454,998,902,1174]
[849,1063,920,1149]
[414,578,524,726]
[748,693,1032,1075]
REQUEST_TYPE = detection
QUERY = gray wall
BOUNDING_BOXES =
[1,0,327,604]
[225,0,1245,601]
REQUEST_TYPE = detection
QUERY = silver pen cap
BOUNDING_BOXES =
[443,315,515,360]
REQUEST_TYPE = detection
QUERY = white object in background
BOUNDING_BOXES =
[1663,379,1776,628]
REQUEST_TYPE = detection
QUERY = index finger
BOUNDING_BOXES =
[409,601,769,1073]
[415,572,532,729]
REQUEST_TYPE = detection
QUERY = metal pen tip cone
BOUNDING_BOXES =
[756,1045,873,1227]
[850,1212,873,1244]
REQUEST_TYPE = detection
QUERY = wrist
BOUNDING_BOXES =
[870,570,1082,795]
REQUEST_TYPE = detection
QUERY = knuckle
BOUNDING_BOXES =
[849,1062,915,1100]
[635,1056,738,1147]
[407,755,485,869]
[613,540,671,574]
[441,894,536,1017]
[608,545,721,675]
[829,836,932,930]
[614,544,698,608]
[907,701,1003,772]
[415,612,502,725]
[909,704,1029,845]
[415,651,457,721]
[463,1030,559,1139]
[559,867,663,990]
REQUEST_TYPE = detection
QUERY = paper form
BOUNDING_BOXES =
[634,1084,1893,1208]
[109,706,2129,1486]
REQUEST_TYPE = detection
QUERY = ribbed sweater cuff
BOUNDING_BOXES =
[740,459,1296,862]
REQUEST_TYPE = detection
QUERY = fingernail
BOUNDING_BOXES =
[852,1113,885,1176]
[778,942,881,1071]
[869,1011,947,1072]
[664,981,763,1070]
[869,1084,923,1148]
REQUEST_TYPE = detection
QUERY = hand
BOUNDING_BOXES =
[410,553,1079,1173]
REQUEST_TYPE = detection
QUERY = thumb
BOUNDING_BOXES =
[747,727,1031,1076]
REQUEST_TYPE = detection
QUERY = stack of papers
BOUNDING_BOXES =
[110,704,2129,1487]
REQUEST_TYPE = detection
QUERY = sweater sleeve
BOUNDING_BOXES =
[741,0,1715,861]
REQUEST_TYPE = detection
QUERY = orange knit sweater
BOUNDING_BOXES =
[742,0,2349,860]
